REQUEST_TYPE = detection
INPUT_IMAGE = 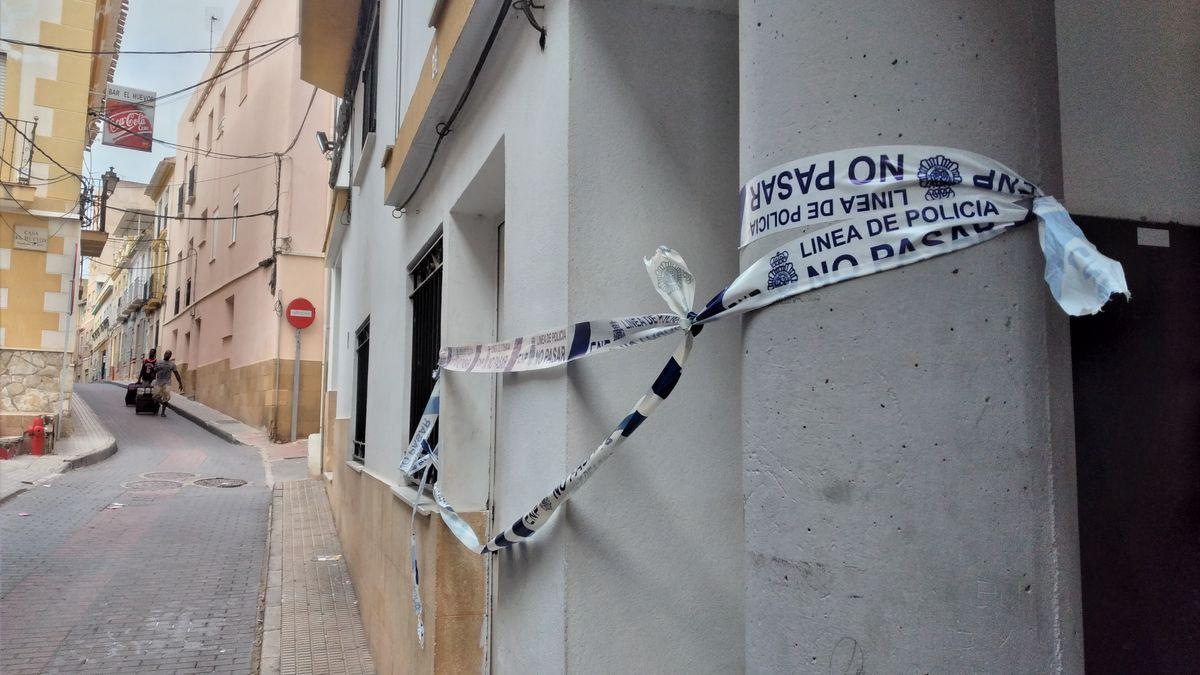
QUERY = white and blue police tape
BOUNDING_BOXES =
[1034,196,1130,316]
[739,145,1038,248]
[405,147,1127,609]
[437,314,683,373]
[399,378,440,475]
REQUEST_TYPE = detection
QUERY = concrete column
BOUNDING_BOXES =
[739,3,1082,673]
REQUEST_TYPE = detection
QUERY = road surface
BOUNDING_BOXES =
[0,383,270,674]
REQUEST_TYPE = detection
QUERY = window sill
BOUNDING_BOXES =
[342,460,435,516]
[390,482,437,516]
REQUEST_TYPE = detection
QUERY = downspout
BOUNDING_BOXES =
[269,153,283,440]
[318,265,331,474]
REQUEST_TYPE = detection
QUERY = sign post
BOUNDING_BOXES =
[285,297,316,442]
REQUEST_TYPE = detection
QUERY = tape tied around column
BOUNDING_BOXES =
[401,146,1129,585]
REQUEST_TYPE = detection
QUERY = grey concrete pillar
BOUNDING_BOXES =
[739,3,1083,673]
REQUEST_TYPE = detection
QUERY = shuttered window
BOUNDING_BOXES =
[0,53,7,109]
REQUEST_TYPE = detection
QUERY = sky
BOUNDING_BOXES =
[86,0,242,185]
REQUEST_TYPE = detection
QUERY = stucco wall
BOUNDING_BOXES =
[1056,0,1200,225]
[563,2,742,672]
[326,1,741,672]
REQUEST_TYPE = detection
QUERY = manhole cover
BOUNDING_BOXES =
[194,478,248,488]
[123,480,183,491]
[143,471,196,481]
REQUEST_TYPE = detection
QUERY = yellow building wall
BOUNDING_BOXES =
[1,0,104,353]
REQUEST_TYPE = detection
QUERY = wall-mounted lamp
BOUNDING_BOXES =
[315,131,336,155]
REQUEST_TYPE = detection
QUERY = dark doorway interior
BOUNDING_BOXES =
[1070,217,1200,674]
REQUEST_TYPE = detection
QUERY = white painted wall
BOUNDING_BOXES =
[327,0,741,672]
[1057,0,1200,225]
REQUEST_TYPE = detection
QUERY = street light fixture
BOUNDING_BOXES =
[98,166,118,232]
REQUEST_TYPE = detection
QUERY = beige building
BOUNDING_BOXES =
[158,0,335,439]
[0,0,124,437]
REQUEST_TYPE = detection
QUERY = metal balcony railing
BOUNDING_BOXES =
[0,116,37,186]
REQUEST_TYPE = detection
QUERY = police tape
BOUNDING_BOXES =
[738,145,1040,248]
[397,146,1130,644]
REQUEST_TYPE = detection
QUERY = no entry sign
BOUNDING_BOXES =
[286,297,316,329]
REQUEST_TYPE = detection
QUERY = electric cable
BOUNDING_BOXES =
[105,203,274,221]
[0,34,296,57]
[394,0,512,213]
[86,37,294,112]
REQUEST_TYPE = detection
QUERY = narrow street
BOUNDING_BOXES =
[1,383,270,674]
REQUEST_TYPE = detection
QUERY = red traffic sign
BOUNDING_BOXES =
[286,297,316,329]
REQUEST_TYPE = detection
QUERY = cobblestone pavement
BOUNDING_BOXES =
[0,383,270,674]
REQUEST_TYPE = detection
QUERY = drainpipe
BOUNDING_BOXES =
[318,266,331,474]
[57,242,79,437]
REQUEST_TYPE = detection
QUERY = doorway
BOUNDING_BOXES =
[1070,218,1200,673]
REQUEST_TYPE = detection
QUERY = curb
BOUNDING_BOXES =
[0,438,118,507]
[0,486,31,507]
[101,380,246,446]
[64,438,119,471]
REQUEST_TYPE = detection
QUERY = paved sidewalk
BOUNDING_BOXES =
[263,480,374,674]
[0,396,117,504]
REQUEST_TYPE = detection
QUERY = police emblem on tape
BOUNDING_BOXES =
[917,154,962,201]
[766,251,799,290]
[654,259,693,296]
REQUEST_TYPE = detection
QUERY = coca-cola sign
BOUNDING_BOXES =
[101,84,155,152]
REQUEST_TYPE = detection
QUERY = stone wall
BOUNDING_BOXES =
[185,357,322,441]
[325,447,486,674]
[0,349,72,439]
[1,349,69,414]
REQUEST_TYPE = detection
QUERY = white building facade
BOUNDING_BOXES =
[302,0,1199,672]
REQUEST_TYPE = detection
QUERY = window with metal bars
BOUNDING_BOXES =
[352,318,370,462]
[409,239,442,482]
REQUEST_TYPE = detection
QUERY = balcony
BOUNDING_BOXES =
[0,116,38,204]
[143,271,165,312]
[118,276,147,316]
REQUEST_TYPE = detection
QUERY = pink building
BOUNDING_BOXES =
[159,0,335,439]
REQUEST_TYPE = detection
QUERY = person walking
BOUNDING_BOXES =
[153,350,184,417]
[139,348,158,384]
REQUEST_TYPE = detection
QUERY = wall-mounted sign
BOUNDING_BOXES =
[13,225,48,251]
[102,84,156,152]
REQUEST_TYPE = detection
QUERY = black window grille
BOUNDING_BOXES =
[188,164,196,199]
[409,239,442,481]
[360,16,379,147]
[353,318,370,463]
[174,287,180,314]
[177,185,184,215]
[185,278,192,306]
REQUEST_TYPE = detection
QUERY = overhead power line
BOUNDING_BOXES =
[0,34,297,56]
[94,83,319,160]
[86,37,294,111]
[105,204,275,221]
[0,112,88,183]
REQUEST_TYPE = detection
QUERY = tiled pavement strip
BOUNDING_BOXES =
[0,383,374,673]
[0,395,118,504]
[264,480,374,675]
